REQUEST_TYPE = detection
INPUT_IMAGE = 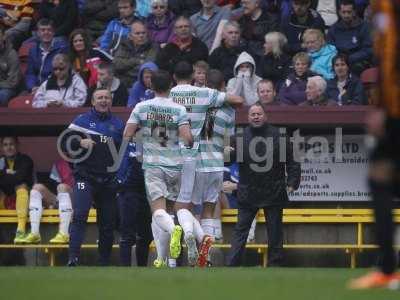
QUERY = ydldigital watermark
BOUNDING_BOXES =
[56,127,345,173]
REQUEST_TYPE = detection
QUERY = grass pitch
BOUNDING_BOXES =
[0,268,398,300]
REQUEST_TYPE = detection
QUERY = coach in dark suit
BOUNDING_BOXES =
[227,102,301,267]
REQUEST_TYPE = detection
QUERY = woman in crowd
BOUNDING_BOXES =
[326,54,366,105]
[257,31,291,88]
[279,52,316,105]
[69,29,112,88]
[146,0,176,47]
[32,54,87,108]
[302,28,337,81]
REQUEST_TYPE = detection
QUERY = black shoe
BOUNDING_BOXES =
[67,258,79,267]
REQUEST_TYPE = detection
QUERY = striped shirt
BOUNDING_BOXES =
[170,84,226,150]
[127,97,189,170]
[0,0,34,20]
[197,104,235,172]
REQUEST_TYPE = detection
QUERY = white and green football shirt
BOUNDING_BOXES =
[170,84,226,149]
[127,97,189,170]
[197,104,235,172]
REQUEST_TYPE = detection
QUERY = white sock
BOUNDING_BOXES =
[151,220,161,257]
[200,218,215,238]
[58,192,72,235]
[248,218,257,240]
[193,217,205,243]
[29,190,43,235]
[176,209,194,238]
[151,216,170,260]
[153,209,175,234]
[213,218,223,240]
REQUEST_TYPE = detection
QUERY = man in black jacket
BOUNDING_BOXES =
[155,16,209,74]
[281,0,325,56]
[209,21,249,83]
[227,102,301,267]
[0,137,34,243]
[238,0,280,57]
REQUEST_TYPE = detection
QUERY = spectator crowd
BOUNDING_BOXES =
[0,0,374,108]
[0,0,376,267]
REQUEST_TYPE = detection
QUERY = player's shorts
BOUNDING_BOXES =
[144,167,181,202]
[40,179,59,195]
[177,171,223,205]
[176,155,196,203]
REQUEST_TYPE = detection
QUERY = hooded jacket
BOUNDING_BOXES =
[209,41,249,83]
[327,17,373,65]
[309,44,338,80]
[25,37,68,91]
[0,38,21,89]
[127,61,158,108]
[146,11,176,45]
[226,51,262,106]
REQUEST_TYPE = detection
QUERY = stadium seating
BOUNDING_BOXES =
[7,94,34,108]
[360,67,379,105]
[1,208,399,267]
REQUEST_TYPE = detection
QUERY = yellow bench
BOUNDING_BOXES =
[222,208,400,267]
[0,209,97,223]
[1,209,399,267]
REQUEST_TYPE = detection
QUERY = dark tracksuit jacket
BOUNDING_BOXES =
[65,107,124,265]
[116,142,152,266]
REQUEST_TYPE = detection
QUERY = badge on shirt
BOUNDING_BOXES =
[352,36,358,44]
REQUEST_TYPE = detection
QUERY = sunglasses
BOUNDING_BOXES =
[53,67,66,71]
[152,5,166,9]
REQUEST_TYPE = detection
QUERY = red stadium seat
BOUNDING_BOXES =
[7,94,34,108]
[360,67,379,105]
[360,67,378,84]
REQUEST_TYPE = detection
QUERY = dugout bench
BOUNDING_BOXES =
[1,208,399,267]
[0,106,386,267]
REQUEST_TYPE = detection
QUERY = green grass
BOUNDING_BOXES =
[0,268,398,300]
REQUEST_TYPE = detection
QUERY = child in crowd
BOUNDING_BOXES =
[193,61,209,87]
